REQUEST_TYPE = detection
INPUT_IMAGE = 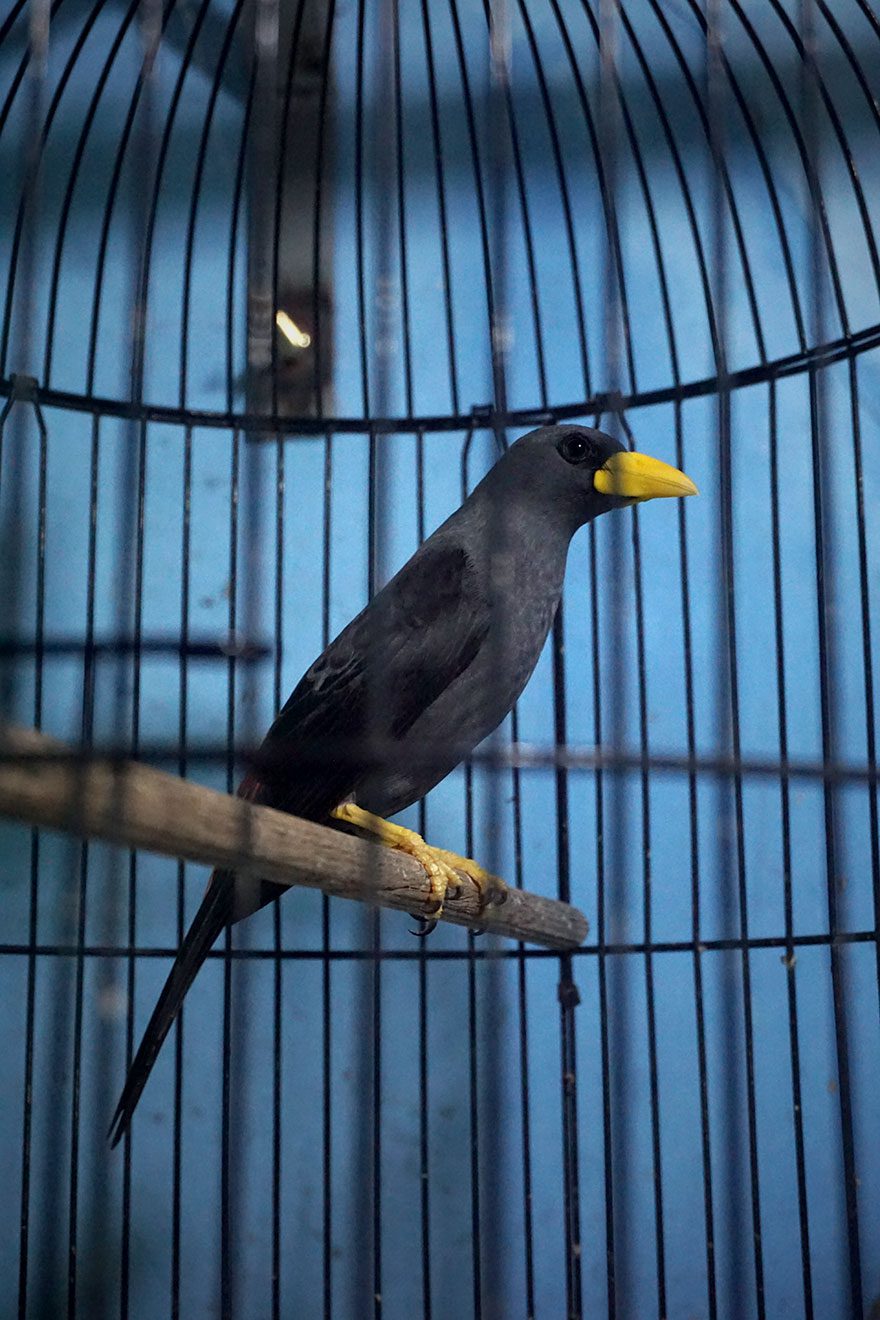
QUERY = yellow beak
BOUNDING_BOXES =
[593,450,698,502]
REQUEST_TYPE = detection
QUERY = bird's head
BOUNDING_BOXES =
[504,424,697,529]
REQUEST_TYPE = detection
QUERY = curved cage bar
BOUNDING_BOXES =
[2,0,880,427]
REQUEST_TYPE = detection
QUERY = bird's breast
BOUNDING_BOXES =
[385,580,561,802]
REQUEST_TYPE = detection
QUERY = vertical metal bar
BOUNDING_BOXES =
[417,904,432,1320]
[171,10,252,1295]
[800,9,862,1308]
[369,6,399,1311]
[369,422,384,1320]
[116,408,148,1320]
[415,0,469,1260]
[170,7,246,1309]
[218,36,251,1317]
[71,490,97,1320]
[272,2,336,1290]
[170,426,193,1320]
[117,5,161,1312]
[246,0,280,421]
[221,929,233,1320]
[265,16,297,1287]
[222,426,241,1320]
[350,4,375,1311]
[622,418,667,1320]
[554,677,583,1320]
[478,7,544,1304]
[845,357,880,1023]
[706,7,765,1314]
[413,425,433,1320]
[459,424,484,1320]
[310,0,337,424]
[586,518,611,1318]
[806,358,864,1307]
[485,0,510,421]
[13,394,49,1320]
[483,1,547,406]
[226,62,257,423]
[813,0,880,1038]
[392,0,430,1262]
[446,0,498,406]
[767,378,814,1316]
[321,427,333,1320]
[482,4,514,1311]
[270,0,306,423]
[465,773,483,1320]
[271,428,284,1320]
[229,0,279,1307]
[509,697,534,1320]
[354,0,370,424]
[392,0,412,423]
[598,7,630,1313]
[228,418,266,1318]
[674,400,717,1320]
[418,0,459,418]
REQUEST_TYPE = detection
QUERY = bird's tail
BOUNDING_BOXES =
[108,868,235,1148]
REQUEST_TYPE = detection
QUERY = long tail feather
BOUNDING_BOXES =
[108,869,235,1147]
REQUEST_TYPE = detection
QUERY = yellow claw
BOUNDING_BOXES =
[428,845,508,909]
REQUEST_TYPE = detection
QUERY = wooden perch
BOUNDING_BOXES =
[0,725,588,951]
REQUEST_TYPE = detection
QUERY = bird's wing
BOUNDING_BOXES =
[250,537,491,819]
[109,538,488,1146]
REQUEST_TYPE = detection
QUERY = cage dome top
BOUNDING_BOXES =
[1,0,879,434]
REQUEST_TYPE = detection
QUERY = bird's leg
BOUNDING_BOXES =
[331,803,461,915]
[330,803,507,922]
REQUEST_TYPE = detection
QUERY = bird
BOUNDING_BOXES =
[108,423,696,1145]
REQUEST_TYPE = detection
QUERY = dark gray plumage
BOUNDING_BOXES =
[109,424,695,1144]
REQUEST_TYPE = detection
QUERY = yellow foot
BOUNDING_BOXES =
[427,846,509,910]
[331,803,508,924]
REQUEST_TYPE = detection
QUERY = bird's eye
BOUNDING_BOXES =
[559,432,594,465]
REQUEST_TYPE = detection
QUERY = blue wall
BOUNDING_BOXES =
[1,2,880,1316]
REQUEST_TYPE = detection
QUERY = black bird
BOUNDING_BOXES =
[109,424,696,1145]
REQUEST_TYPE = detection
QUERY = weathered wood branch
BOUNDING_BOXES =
[0,725,588,951]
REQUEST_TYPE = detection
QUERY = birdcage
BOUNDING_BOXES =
[1,1,879,1317]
